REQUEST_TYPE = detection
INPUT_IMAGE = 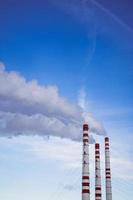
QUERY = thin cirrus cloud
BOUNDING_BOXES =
[51,0,133,34]
[0,63,106,141]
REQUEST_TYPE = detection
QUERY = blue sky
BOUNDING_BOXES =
[0,0,133,200]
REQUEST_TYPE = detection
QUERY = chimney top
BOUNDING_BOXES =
[83,124,89,131]
[105,137,109,142]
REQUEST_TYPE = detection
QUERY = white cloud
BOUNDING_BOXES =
[0,111,83,141]
[0,136,82,168]
[0,64,81,120]
[0,64,106,141]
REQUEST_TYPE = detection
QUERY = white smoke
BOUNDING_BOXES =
[0,63,81,120]
[78,87,106,136]
[0,64,105,142]
[0,62,5,72]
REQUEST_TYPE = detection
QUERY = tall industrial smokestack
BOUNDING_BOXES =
[95,143,102,200]
[105,137,112,200]
[82,123,90,200]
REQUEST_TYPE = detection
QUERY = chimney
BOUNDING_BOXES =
[105,137,112,200]
[82,123,90,200]
[95,143,102,200]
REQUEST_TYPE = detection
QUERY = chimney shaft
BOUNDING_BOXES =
[82,124,90,200]
[95,143,102,200]
[105,137,112,200]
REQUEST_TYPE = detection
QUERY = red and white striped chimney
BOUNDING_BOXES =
[95,143,102,200]
[105,137,112,200]
[82,123,90,200]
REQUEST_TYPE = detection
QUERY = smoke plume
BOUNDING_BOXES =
[78,87,106,136]
[0,63,106,142]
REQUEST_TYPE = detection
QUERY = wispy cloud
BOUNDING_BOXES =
[51,0,133,34]
[63,184,77,191]
[0,130,133,200]
[78,87,106,135]
[89,0,133,33]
